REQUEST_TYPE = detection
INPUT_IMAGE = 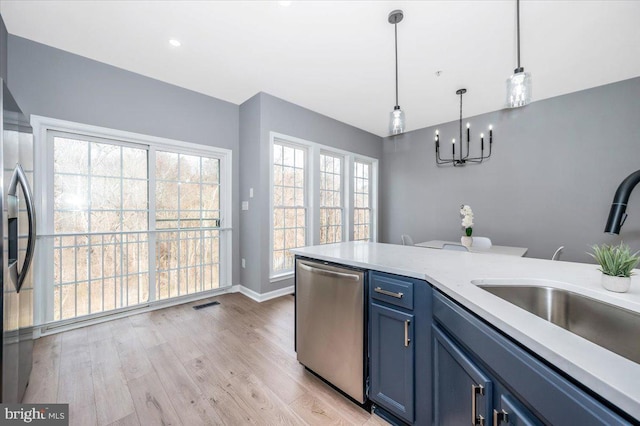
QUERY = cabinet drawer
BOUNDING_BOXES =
[370,271,414,310]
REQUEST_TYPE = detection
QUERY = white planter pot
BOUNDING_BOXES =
[461,236,473,248]
[601,274,631,293]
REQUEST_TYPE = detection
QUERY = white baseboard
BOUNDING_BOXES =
[231,284,294,302]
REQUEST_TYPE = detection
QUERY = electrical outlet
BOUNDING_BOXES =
[241,258,246,268]
[242,201,249,210]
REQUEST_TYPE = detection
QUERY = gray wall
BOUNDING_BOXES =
[1,14,7,82]
[239,92,383,294]
[381,77,640,263]
[7,35,242,285]
[239,93,262,293]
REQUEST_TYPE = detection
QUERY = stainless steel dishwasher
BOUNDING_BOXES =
[295,257,366,403]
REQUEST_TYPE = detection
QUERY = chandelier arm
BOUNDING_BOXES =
[436,145,455,165]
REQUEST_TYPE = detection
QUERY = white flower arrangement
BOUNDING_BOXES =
[460,205,474,237]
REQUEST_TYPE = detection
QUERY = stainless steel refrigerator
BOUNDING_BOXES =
[1,79,36,403]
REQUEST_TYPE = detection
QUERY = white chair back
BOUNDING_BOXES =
[472,237,492,249]
[401,234,414,246]
[552,246,564,261]
[442,243,469,252]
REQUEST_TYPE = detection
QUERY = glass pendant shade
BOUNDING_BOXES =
[506,70,532,108]
[389,107,405,135]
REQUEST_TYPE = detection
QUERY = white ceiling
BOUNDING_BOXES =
[1,1,639,137]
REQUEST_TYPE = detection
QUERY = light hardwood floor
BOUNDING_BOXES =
[24,293,389,426]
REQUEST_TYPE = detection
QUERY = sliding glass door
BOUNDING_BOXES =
[43,128,230,324]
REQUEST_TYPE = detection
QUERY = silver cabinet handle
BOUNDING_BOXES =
[404,320,411,347]
[493,409,509,426]
[298,262,361,281]
[472,384,485,426]
[374,287,404,299]
[8,164,36,293]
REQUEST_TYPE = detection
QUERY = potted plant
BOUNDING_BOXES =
[588,242,640,293]
[460,205,474,248]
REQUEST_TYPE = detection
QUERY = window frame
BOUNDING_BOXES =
[32,115,233,328]
[319,150,345,245]
[269,131,378,280]
[271,139,309,276]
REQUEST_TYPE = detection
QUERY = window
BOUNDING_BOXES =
[272,142,307,274]
[270,132,378,277]
[319,153,343,244]
[35,117,232,325]
[353,160,372,241]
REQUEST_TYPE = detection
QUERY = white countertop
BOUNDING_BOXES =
[291,241,640,420]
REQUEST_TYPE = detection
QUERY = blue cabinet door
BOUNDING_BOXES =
[433,325,493,426]
[494,394,543,426]
[370,302,414,423]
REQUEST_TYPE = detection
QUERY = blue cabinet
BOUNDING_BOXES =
[433,289,633,425]
[370,302,414,423]
[368,271,431,426]
[433,326,493,426]
[433,325,541,426]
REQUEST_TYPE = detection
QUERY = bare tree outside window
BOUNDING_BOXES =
[353,161,371,241]
[155,151,220,300]
[319,153,343,244]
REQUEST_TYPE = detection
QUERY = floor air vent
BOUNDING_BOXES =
[193,301,220,310]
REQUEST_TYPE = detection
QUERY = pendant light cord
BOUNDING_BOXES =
[394,22,399,107]
[516,0,521,69]
[459,92,463,151]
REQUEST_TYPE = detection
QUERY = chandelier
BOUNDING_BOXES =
[435,89,494,166]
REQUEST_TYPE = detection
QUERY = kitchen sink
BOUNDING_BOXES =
[477,284,640,364]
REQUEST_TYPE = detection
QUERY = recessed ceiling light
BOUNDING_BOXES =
[278,1,292,6]
[169,39,181,47]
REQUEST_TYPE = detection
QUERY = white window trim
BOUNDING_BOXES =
[269,131,378,279]
[31,115,233,328]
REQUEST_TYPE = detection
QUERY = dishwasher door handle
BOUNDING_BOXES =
[298,262,361,281]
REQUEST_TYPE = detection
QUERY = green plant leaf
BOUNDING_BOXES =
[588,242,640,277]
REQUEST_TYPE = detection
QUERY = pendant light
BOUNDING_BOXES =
[388,10,405,135]
[506,0,532,108]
